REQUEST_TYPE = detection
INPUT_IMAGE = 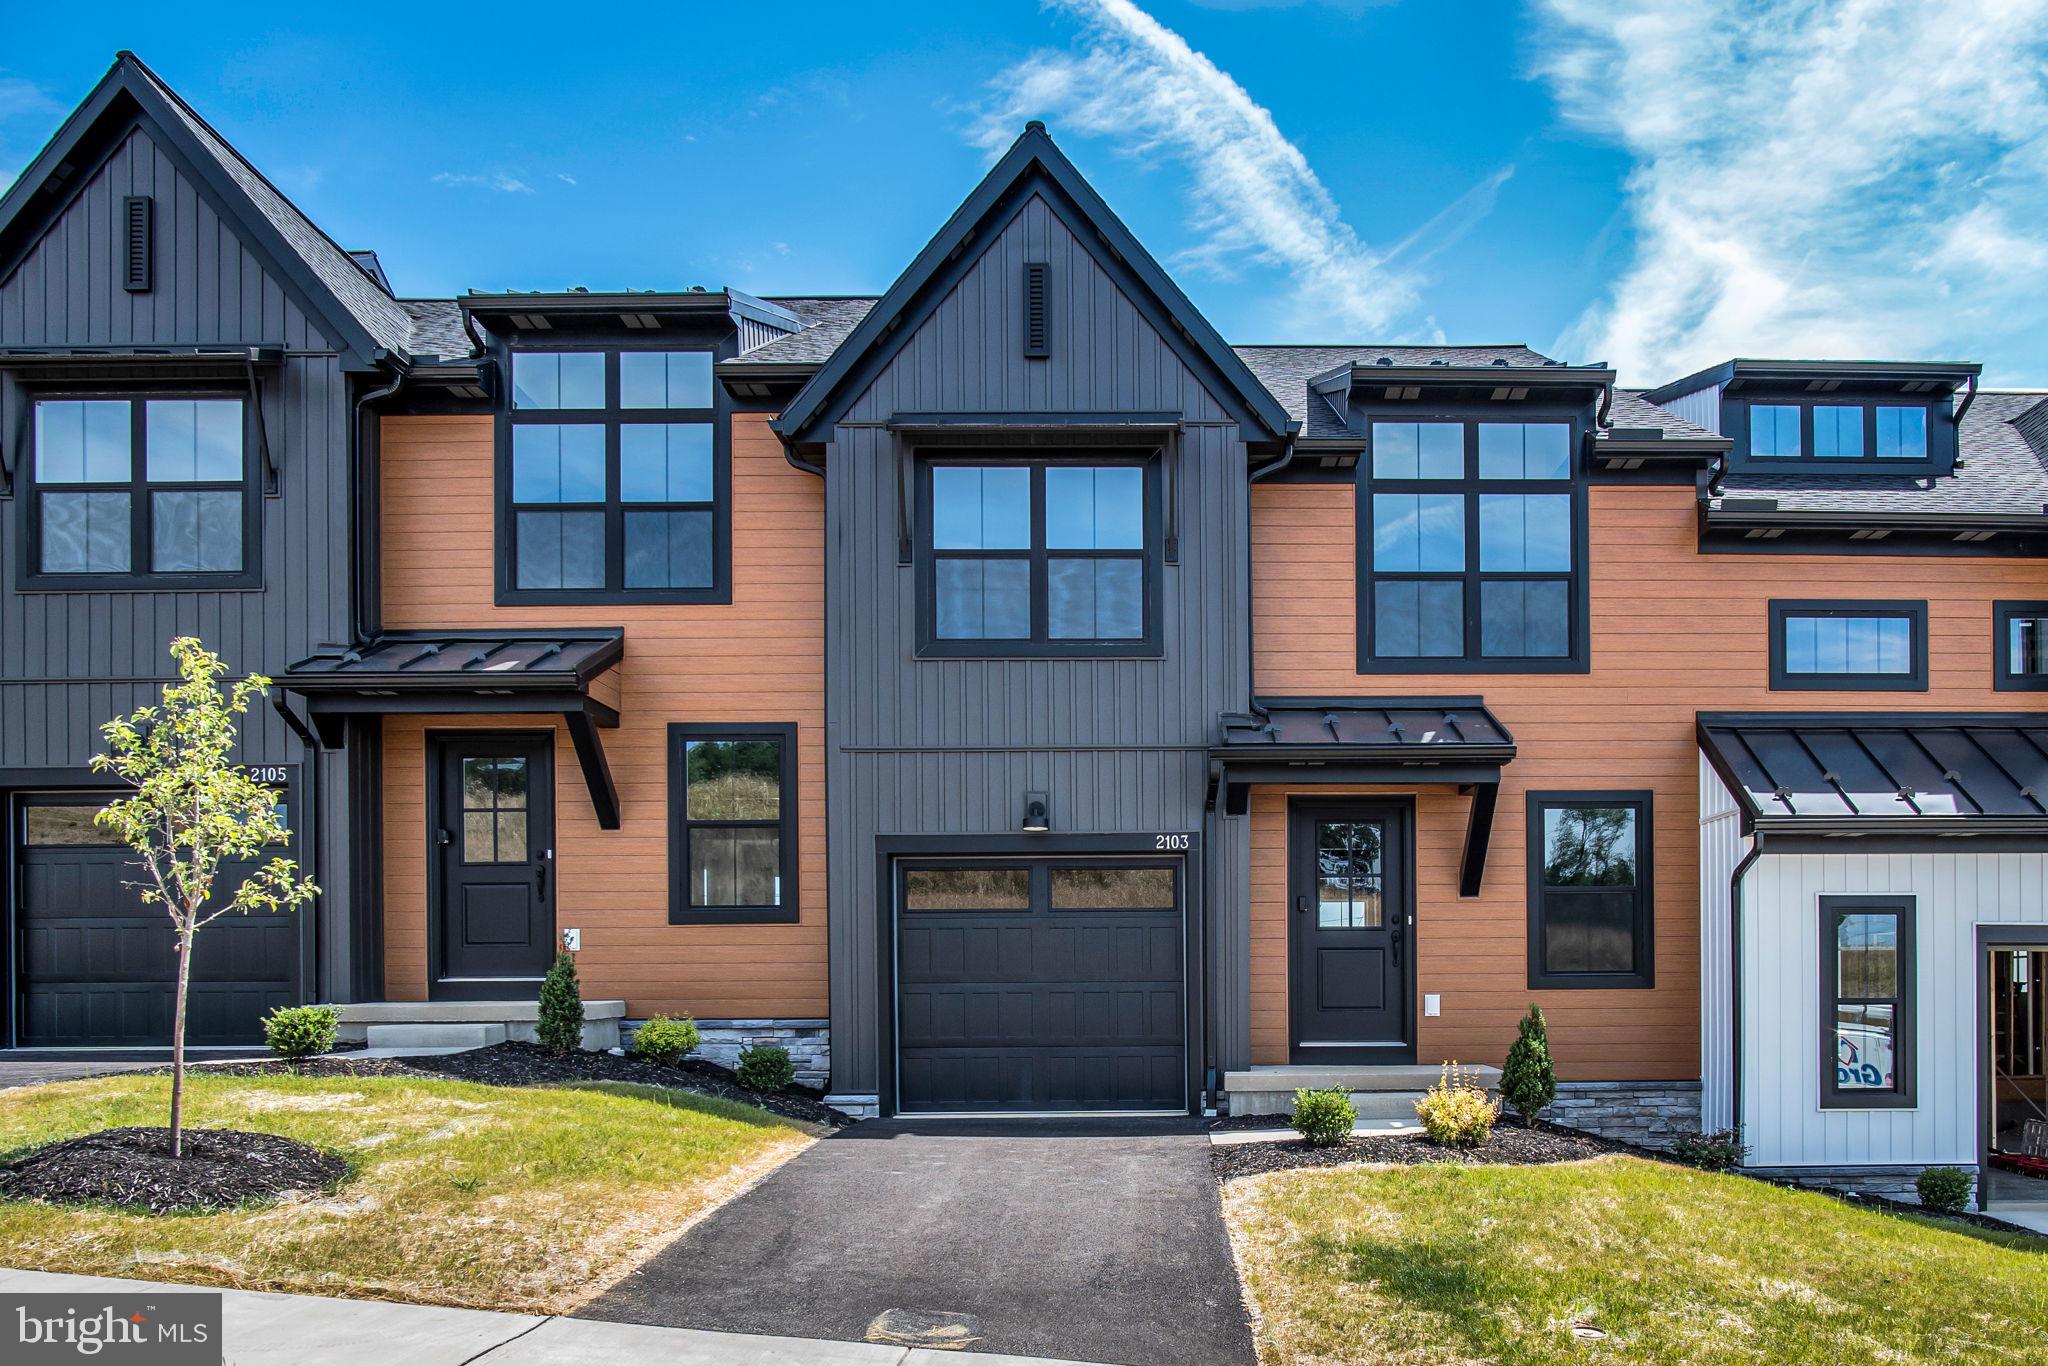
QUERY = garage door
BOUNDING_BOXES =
[15,796,301,1046]
[895,859,1186,1113]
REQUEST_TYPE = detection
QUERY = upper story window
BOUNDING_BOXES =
[1358,418,1585,672]
[1768,600,1927,691]
[1994,601,2048,691]
[22,395,254,589]
[915,454,1160,658]
[500,349,726,605]
[1738,399,1933,464]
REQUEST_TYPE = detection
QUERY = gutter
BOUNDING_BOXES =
[350,365,407,647]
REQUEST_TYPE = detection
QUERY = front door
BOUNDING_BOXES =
[431,735,556,997]
[1289,800,1412,1061]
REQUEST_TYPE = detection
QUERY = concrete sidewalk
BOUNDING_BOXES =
[0,1269,1116,1366]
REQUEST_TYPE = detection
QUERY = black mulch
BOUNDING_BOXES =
[1214,1119,1619,1180]
[0,1127,348,1214]
[200,1042,852,1128]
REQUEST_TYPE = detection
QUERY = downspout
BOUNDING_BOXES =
[1727,835,1764,1150]
[1203,757,1223,1114]
[350,365,406,647]
[1953,371,1978,431]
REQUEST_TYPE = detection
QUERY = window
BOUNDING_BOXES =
[1821,895,1916,1109]
[502,349,725,604]
[1361,418,1583,670]
[1995,601,2048,691]
[1750,404,1801,458]
[1527,792,1653,989]
[668,724,797,924]
[1768,600,1927,691]
[1738,399,1938,465]
[918,455,1158,656]
[24,396,253,586]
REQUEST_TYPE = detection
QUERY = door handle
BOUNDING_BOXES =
[535,862,549,900]
[1392,926,1403,965]
[1294,895,1308,916]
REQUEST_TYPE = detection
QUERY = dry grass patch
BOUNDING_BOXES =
[0,1071,816,1312]
[1224,1153,2048,1365]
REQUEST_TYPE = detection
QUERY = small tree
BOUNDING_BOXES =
[536,950,585,1053]
[93,637,318,1157]
[1500,1003,1558,1127]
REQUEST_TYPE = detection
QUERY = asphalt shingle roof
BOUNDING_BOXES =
[730,297,878,364]
[1604,389,1722,442]
[397,300,472,361]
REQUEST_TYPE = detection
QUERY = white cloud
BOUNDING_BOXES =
[432,171,536,194]
[976,0,1458,335]
[1534,0,2048,384]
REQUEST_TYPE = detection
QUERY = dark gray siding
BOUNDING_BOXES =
[823,193,1252,1100]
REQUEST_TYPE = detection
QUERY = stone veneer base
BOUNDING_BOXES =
[1744,1164,1978,1206]
[622,1017,830,1090]
[1546,1080,1703,1152]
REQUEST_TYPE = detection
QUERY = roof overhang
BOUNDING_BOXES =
[1698,499,2048,553]
[460,288,799,338]
[1647,358,1982,405]
[1317,362,1615,405]
[283,631,625,828]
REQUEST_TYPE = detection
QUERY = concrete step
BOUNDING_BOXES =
[364,1022,508,1050]
[1229,1089,1431,1119]
[334,999,625,1053]
[1223,1063,1502,1118]
[335,1000,627,1025]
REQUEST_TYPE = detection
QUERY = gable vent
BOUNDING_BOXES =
[1023,262,1049,359]
[123,195,153,293]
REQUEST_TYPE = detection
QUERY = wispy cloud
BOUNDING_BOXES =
[433,171,537,194]
[976,0,1462,335]
[1534,0,2048,384]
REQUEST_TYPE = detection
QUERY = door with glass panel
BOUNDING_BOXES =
[1289,801,1412,1060]
[431,735,556,995]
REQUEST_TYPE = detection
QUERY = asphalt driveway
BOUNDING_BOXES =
[582,1116,1254,1366]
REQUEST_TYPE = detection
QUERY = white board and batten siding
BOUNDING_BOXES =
[1701,751,2048,1167]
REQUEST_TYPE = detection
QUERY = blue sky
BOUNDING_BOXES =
[5,1,2048,387]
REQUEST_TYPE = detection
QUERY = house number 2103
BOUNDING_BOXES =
[1154,833,1191,850]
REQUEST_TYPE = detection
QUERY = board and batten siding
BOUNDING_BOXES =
[375,411,827,1018]
[1248,479,2048,1082]
[822,190,1254,1099]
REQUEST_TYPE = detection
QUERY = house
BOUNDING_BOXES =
[3,55,2044,1213]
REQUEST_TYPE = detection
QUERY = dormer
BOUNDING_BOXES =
[1644,359,1980,477]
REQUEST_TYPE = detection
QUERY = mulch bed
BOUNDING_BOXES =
[202,1042,853,1128]
[0,1126,348,1214]
[1214,1120,1620,1181]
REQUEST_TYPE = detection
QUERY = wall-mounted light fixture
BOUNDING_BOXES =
[1021,790,1050,834]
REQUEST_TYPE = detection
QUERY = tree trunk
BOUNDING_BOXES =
[170,923,192,1159]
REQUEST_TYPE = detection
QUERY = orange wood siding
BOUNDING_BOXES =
[377,411,825,1017]
[1248,481,2048,1077]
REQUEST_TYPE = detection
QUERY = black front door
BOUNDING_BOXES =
[1289,800,1412,1061]
[432,735,555,996]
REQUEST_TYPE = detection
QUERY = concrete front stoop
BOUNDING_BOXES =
[1223,1063,1503,1118]
[333,1000,626,1052]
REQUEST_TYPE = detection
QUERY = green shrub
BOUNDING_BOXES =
[1290,1087,1356,1146]
[535,951,584,1054]
[262,1003,338,1061]
[1671,1128,1748,1172]
[1414,1062,1500,1147]
[1917,1166,1974,1214]
[735,1043,795,1092]
[1499,1003,1557,1126]
[632,1014,701,1065]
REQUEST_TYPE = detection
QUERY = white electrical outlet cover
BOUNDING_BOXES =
[1423,993,1442,1017]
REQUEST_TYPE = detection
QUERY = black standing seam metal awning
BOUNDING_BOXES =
[1211,697,1517,897]
[1698,712,2048,840]
[282,631,625,829]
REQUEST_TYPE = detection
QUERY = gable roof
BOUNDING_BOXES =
[771,124,1294,447]
[0,53,415,365]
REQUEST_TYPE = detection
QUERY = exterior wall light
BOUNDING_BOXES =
[1021,791,1051,833]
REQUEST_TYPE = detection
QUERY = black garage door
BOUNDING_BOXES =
[15,795,301,1046]
[895,859,1185,1113]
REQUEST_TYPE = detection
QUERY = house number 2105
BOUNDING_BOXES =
[1154,834,1191,850]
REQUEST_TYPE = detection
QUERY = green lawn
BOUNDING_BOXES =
[0,1072,816,1312]
[1224,1154,2048,1365]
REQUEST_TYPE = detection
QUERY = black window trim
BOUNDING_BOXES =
[1726,394,1949,476]
[913,449,1164,659]
[17,387,263,592]
[496,343,732,606]
[1819,893,1917,1110]
[1355,406,1592,674]
[1767,599,1929,692]
[667,722,799,926]
[1525,789,1655,990]
[1992,599,2048,692]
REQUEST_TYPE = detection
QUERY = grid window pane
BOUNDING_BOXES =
[150,490,242,572]
[1478,493,1571,571]
[1542,890,1636,974]
[1876,406,1927,458]
[41,491,131,573]
[1480,579,1569,657]
[512,425,606,503]
[1783,614,1912,675]
[1050,867,1175,909]
[35,400,131,483]
[685,739,782,820]
[619,351,712,409]
[1814,404,1866,458]
[1837,912,1899,999]
[1835,1002,1896,1090]
[1542,806,1639,887]
[1046,466,1144,549]
[624,509,713,588]
[1371,421,1462,480]
[690,827,781,907]
[1372,493,1465,572]
[1478,422,1571,480]
[935,557,1031,639]
[515,509,604,589]
[620,423,713,502]
[1048,557,1143,639]
[1750,404,1801,458]
[904,868,1030,910]
[2010,616,2048,676]
[1316,821,1384,929]
[511,351,604,409]
[932,466,1031,549]
[144,400,242,481]
[1374,579,1463,657]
